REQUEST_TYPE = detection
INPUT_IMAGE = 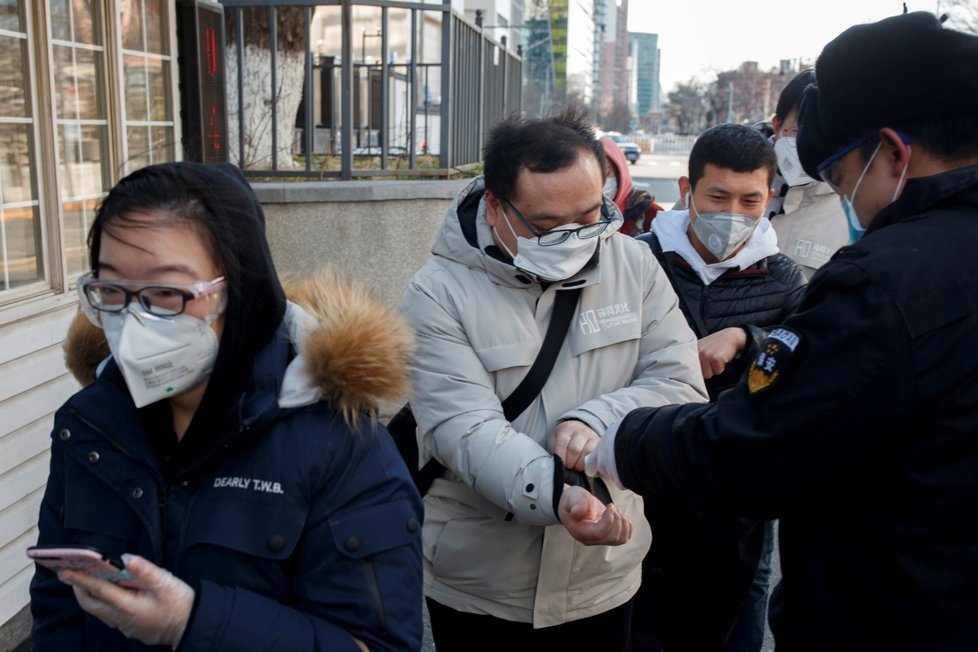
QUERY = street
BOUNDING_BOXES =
[629,153,690,210]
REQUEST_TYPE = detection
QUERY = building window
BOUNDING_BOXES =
[0,0,178,306]
[0,0,44,292]
[120,0,174,173]
[50,0,112,278]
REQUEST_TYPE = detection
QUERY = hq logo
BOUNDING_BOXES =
[579,303,638,335]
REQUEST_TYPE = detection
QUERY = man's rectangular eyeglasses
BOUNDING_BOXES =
[503,198,614,246]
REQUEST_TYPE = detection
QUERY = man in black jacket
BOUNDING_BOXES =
[632,124,805,652]
[587,12,978,651]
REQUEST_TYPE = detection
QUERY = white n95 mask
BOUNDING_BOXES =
[101,308,220,408]
[512,229,599,282]
[495,213,600,282]
[774,136,814,187]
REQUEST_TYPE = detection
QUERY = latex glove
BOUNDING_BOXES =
[558,485,632,546]
[697,327,747,379]
[59,554,194,649]
[548,419,600,471]
[584,419,624,490]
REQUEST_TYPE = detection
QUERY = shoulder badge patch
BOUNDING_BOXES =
[747,327,801,395]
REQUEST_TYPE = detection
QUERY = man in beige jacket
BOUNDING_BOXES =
[401,109,707,650]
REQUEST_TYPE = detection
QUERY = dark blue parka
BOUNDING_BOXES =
[31,293,423,652]
[28,162,423,651]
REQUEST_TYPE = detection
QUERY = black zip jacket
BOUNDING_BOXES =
[615,164,978,651]
[632,233,805,651]
[639,233,807,400]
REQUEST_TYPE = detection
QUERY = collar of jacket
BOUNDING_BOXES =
[66,322,295,478]
[784,178,837,212]
[445,176,615,290]
[869,163,978,235]
[650,234,772,280]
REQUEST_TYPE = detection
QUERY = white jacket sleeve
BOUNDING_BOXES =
[560,257,708,431]
[402,280,561,526]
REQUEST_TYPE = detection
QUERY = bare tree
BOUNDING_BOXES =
[225,8,306,170]
[941,0,978,34]
[667,79,711,135]
[605,100,633,133]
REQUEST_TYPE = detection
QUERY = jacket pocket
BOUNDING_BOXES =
[474,340,537,373]
[63,464,141,544]
[329,499,421,633]
[184,496,306,560]
[428,514,539,600]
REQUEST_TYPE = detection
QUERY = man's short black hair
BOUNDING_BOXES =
[482,107,606,201]
[775,69,815,123]
[688,124,777,189]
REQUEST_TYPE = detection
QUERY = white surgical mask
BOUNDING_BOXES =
[689,193,760,261]
[840,141,911,243]
[774,136,814,187]
[494,209,599,282]
[101,307,220,408]
[603,175,619,201]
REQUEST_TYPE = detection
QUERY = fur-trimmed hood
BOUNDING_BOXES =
[64,270,413,424]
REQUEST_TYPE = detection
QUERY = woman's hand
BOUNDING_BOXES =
[59,554,194,649]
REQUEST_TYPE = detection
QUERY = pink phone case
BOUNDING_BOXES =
[27,546,144,590]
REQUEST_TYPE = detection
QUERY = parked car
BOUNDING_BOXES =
[601,131,641,164]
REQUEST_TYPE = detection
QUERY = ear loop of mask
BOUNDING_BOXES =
[492,201,520,259]
[892,144,912,202]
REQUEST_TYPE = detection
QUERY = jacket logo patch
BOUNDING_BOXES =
[578,303,637,335]
[213,476,285,495]
[748,327,800,395]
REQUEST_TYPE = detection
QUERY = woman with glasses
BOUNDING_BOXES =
[29,162,423,651]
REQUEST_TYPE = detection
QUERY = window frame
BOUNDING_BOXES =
[0,1,56,306]
[0,0,181,318]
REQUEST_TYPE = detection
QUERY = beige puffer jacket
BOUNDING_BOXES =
[772,179,849,278]
[401,177,708,627]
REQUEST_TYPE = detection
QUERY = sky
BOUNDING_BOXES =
[627,0,946,93]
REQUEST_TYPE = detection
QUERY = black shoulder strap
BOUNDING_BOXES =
[412,286,582,495]
[501,287,582,421]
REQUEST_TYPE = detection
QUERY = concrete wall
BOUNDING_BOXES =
[253,179,470,310]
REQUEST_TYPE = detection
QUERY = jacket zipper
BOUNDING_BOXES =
[69,407,147,469]
[699,284,710,337]
[363,560,388,632]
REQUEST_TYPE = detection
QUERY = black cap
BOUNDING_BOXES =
[798,12,978,178]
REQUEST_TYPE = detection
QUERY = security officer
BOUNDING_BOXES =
[585,12,978,651]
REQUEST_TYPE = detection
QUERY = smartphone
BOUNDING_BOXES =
[27,545,144,590]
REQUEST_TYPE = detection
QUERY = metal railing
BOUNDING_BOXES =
[218,0,522,179]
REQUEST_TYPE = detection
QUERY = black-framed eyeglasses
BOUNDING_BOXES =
[502,198,614,246]
[77,272,227,318]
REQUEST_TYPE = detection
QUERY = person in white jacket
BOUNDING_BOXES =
[401,109,707,650]
[768,69,849,278]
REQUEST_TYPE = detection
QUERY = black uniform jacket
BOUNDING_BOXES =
[615,164,978,651]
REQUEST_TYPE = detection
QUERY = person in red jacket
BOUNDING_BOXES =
[601,136,663,235]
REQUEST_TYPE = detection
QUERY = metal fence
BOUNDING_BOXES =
[218,0,522,179]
